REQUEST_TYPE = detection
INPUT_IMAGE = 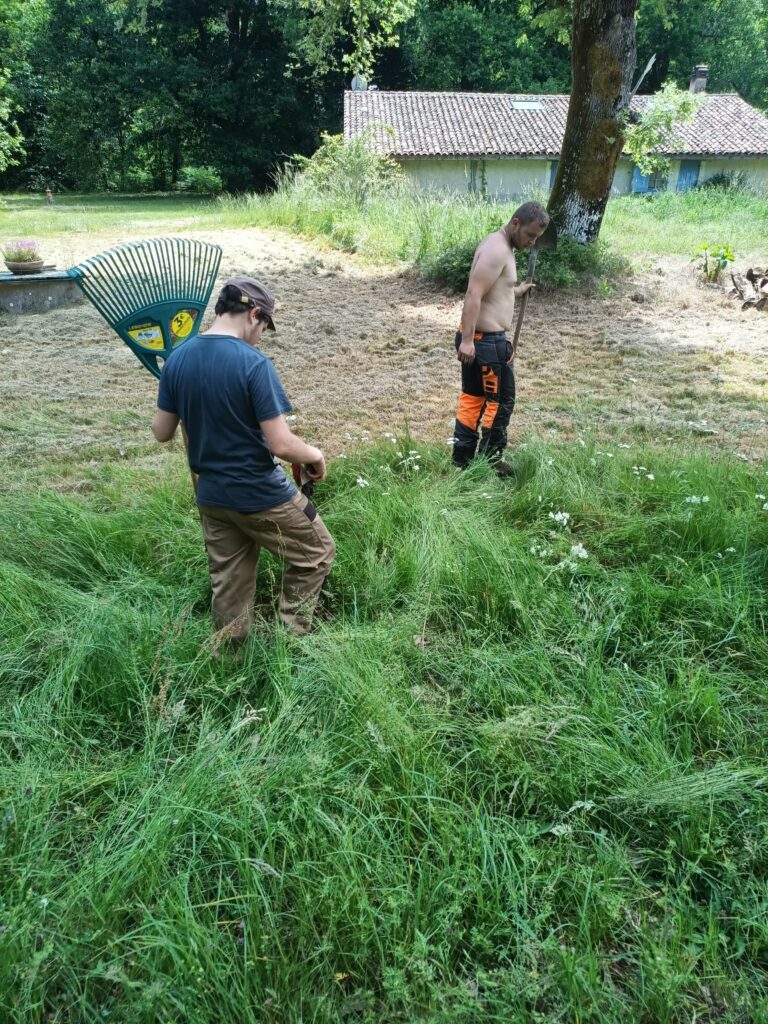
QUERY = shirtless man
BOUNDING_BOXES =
[452,201,549,475]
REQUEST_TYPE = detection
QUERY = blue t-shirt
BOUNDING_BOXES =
[157,333,297,512]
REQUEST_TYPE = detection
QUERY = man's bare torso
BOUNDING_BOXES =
[471,230,518,332]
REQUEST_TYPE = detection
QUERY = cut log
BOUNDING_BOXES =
[732,272,758,303]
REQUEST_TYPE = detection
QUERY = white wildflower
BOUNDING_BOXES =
[756,494,766,500]
[646,474,654,481]
[356,476,370,488]
[548,511,570,527]
[546,458,554,466]
[725,547,736,553]
[570,543,588,560]
[549,823,572,837]
[763,502,768,511]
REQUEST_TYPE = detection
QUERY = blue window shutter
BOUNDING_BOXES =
[549,159,559,189]
[677,160,700,192]
[631,165,650,193]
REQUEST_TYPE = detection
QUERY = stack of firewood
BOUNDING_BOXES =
[729,268,768,311]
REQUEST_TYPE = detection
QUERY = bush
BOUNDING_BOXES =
[125,168,154,193]
[421,234,627,293]
[176,165,224,195]
[284,131,404,209]
[696,170,752,193]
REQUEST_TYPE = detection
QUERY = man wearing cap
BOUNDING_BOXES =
[152,276,335,640]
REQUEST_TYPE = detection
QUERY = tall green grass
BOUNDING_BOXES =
[2,437,768,1021]
[2,172,764,284]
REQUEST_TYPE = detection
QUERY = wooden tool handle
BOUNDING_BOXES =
[511,246,539,350]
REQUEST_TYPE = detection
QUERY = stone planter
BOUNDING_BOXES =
[4,259,44,275]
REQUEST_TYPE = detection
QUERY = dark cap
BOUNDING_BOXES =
[226,275,276,330]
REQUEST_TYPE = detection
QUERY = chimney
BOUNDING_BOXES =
[689,65,709,94]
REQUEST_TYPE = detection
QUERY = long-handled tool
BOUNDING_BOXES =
[511,218,558,352]
[68,237,311,495]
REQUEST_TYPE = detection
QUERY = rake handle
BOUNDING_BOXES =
[511,246,540,351]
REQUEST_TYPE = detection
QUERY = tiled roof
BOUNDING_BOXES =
[344,90,768,158]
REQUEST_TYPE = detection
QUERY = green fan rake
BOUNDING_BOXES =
[67,237,222,377]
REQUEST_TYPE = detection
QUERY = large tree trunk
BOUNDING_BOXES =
[548,0,637,243]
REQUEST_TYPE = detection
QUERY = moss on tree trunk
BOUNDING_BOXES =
[548,0,637,243]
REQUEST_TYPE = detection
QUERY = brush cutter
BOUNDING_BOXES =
[511,218,558,353]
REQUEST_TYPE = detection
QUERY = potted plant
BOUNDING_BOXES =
[3,239,44,275]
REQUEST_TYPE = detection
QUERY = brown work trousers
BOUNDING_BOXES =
[198,492,335,638]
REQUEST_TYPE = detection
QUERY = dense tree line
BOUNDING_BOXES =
[1,0,766,193]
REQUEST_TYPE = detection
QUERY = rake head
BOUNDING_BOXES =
[68,237,223,378]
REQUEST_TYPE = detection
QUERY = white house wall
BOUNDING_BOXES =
[699,158,768,189]
[398,158,549,197]
[398,155,768,198]
[484,160,549,199]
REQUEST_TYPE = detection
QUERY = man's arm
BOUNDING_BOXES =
[260,415,326,481]
[152,409,180,442]
[457,243,505,365]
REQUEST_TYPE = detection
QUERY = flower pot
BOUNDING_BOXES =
[4,259,44,275]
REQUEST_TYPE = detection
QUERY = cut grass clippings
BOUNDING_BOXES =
[1,436,768,1022]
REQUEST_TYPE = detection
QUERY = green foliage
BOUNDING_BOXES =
[636,0,768,109]
[288,130,404,208]
[623,81,701,177]
[398,0,570,93]
[175,165,224,195]
[0,67,23,172]
[692,241,735,282]
[2,0,768,194]
[2,438,768,1018]
[603,186,767,257]
[408,232,627,293]
[696,170,754,193]
[2,237,39,261]
[282,0,418,78]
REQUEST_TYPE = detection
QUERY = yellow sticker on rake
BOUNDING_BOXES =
[171,309,197,343]
[128,322,163,351]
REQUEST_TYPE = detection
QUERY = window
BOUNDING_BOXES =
[631,165,668,193]
[647,168,668,192]
[549,159,559,189]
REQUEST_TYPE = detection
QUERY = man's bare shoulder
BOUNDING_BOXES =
[475,229,507,256]
[470,230,508,273]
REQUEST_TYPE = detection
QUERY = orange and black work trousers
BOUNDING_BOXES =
[452,330,515,468]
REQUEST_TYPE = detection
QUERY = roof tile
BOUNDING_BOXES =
[344,90,768,158]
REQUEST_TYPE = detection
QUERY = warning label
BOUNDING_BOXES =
[127,321,163,351]
[170,308,198,344]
